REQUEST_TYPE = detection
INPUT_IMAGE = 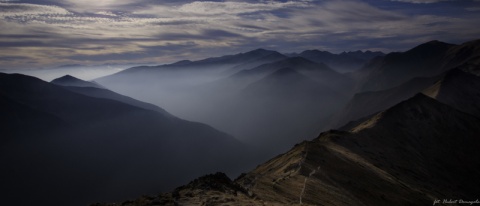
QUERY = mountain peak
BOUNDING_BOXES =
[408,40,455,54]
[250,48,269,52]
[243,48,277,57]
[300,49,331,56]
[51,74,104,89]
[55,74,78,80]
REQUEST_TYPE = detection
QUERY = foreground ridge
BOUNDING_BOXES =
[94,93,480,206]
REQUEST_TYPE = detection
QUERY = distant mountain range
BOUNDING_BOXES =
[293,49,385,73]
[91,39,480,206]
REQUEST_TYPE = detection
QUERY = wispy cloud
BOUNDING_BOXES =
[0,0,479,69]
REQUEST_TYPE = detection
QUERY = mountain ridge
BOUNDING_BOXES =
[51,74,105,89]
[97,92,480,205]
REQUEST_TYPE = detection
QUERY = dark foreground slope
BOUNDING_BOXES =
[95,92,480,206]
[0,73,252,206]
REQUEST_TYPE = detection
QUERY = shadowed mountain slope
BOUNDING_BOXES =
[335,67,480,129]
[0,94,65,142]
[53,75,171,115]
[332,75,442,128]
[357,39,480,92]
[423,68,480,118]
[0,72,252,206]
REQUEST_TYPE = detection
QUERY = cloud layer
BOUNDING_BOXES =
[1,0,479,69]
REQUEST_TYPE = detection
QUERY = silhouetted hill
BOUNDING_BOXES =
[0,72,252,206]
[51,74,104,88]
[52,75,170,115]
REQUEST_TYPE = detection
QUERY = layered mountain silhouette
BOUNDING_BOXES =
[93,39,480,206]
[0,73,252,206]
[96,54,355,156]
[222,56,350,93]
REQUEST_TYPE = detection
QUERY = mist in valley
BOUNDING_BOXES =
[96,50,360,156]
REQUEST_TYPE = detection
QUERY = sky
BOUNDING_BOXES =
[1,0,480,70]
